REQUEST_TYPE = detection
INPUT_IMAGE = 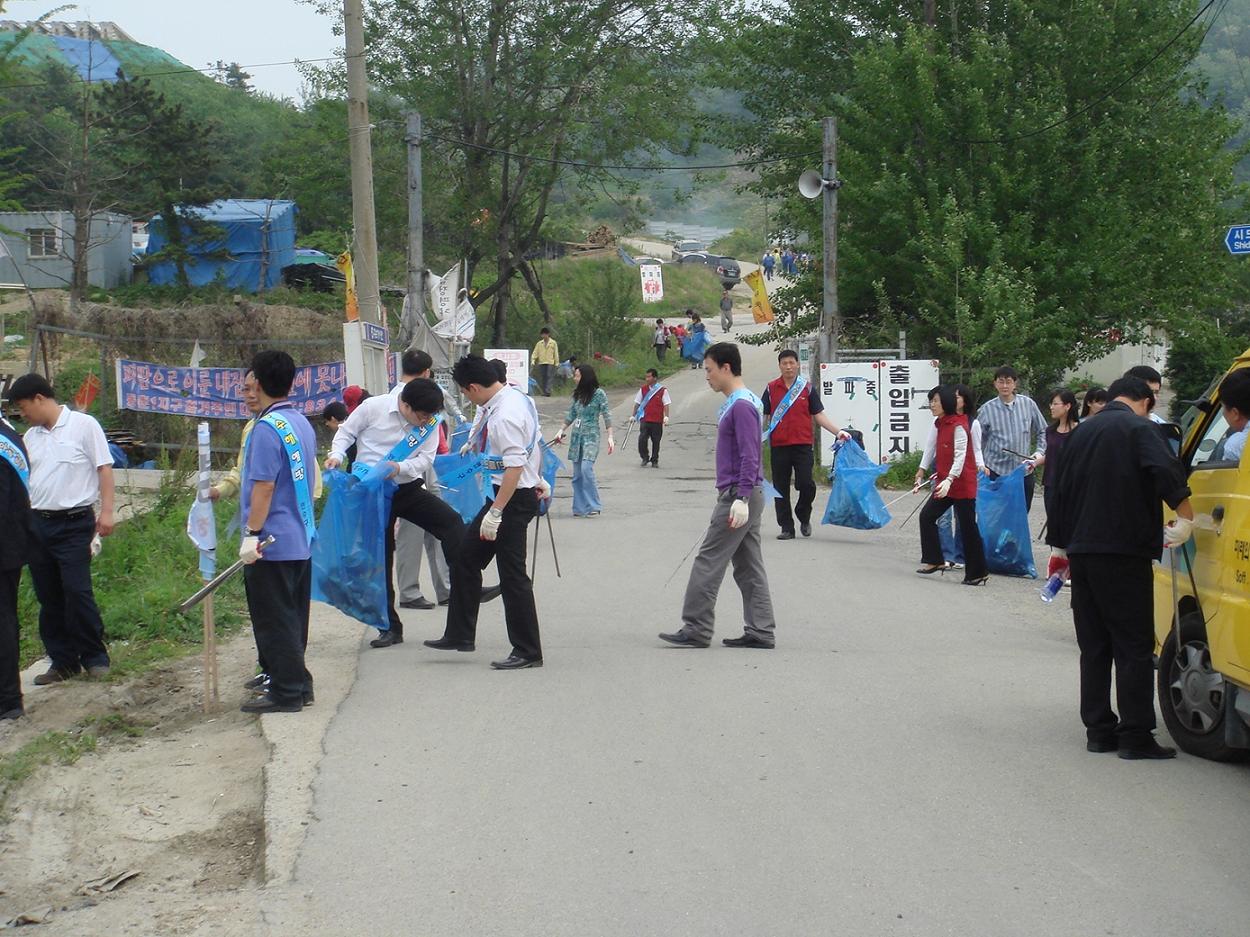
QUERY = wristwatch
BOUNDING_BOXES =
[488,508,503,520]
[243,526,261,537]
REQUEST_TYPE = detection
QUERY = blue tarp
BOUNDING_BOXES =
[51,37,123,82]
[146,199,297,292]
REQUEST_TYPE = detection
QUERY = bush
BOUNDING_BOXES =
[879,449,924,489]
[711,228,768,261]
[1164,317,1243,420]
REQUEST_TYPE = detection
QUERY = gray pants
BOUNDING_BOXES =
[720,307,733,332]
[395,518,450,604]
[681,487,775,641]
[537,364,553,396]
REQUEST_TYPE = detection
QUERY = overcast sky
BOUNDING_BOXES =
[6,0,339,100]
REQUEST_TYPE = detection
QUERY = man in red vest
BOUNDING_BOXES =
[629,368,672,468]
[761,349,848,539]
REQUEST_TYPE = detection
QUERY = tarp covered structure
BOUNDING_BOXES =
[146,199,298,292]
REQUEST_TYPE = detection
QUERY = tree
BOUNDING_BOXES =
[722,0,1248,390]
[308,0,710,343]
[211,60,254,93]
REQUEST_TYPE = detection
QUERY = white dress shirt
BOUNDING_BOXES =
[24,405,111,510]
[477,384,542,488]
[330,384,437,484]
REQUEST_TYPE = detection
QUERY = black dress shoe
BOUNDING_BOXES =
[1119,740,1177,760]
[481,584,503,603]
[776,530,796,541]
[303,687,315,706]
[400,598,436,610]
[1086,738,1118,753]
[423,637,475,652]
[437,598,450,606]
[722,633,775,649]
[244,673,269,690]
[0,706,24,721]
[658,630,710,648]
[240,694,303,714]
[33,667,74,685]
[490,654,543,670]
[370,630,404,648]
[800,522,812,537]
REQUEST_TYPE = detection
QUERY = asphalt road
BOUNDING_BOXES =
[265,327,1250,936]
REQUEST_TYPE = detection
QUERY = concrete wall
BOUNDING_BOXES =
[1065,327,1169,388]
[0,211,131,289]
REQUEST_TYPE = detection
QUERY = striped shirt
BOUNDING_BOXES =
[976,395,1048,476]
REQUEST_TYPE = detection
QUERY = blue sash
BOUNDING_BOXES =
[478,393,541,473]
[249,410,316,544]
[351,413,444,482]
[763,376,807,441]
[718,387,764,424]
[0,435,30,490]
[634,384,664,423]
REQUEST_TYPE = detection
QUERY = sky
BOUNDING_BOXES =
[5,0,340,100]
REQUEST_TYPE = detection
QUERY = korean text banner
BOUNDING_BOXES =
[114,358,395,420]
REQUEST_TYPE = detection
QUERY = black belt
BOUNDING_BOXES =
[35,507,92,520]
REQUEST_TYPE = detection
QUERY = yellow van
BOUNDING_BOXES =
[1154,349,1250,761]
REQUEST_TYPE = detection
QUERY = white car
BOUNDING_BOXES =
[670,239,705,262]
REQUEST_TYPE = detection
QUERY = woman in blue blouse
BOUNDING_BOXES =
[555,364,615,516]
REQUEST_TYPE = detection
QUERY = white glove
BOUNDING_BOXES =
[239,535,263,565]
[663,415,670,426]
[728,498,750,529]
[90,534,102,558]
[607,434,615,455]
[935,478,953,499]
[459,440,473,456]
[1023,459,1037,475]
[554,430,566,445]
[536,478,551,501]
[479,508,503,541]
[1164,516,1194,548]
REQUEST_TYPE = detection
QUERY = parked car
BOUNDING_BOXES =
[708,255,741,287]
[671,239,706,262]
[282,260,345,292]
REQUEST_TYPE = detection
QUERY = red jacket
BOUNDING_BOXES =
[637,383,666,423]
[935,414,978,500]
[766,377,814,446]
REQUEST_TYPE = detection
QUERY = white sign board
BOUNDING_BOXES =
[818,359,941,463]
[484,348,531,394]
[640,264,664,303]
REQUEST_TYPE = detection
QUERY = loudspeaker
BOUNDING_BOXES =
[798,170,825,199]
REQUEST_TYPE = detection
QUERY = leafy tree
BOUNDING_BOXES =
[211,60,254,93]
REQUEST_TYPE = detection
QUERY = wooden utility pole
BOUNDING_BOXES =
[402,111,424,349]
[343,0,388,393]
[817,116,841,369]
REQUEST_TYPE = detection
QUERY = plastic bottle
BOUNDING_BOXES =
[1039,573,1065,603]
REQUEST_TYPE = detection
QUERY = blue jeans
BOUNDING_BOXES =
[571,459,602,515]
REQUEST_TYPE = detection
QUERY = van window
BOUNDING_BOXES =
[1191,410,1241,469]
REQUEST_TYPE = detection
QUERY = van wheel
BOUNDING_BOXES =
[1158,612,1249,762]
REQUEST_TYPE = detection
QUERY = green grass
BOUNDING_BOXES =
[0,714,149,808]
[18,472,249,674]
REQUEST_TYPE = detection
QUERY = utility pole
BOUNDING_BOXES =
[401,111,424,350]
[343,0,389,394]
[817,116,840,371]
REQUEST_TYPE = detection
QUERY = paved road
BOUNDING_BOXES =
[266,334,1250,936]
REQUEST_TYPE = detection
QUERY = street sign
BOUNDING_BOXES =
[1225,226,1250,255]
[362,321,389,348]
[484,348,531,394]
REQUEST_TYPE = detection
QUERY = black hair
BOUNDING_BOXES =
[953,384,977,420]
[1107,376,1155,405]
[690,313,702,323]
[778,349,799,363]
[1080,387,1108,418]
[489,358,508,382]
[400,377,445,415]
[540,327,551,335]
[926,385,941,401]
[322,401,348,423]
[573,363,600,405]
[452,354,501,390]
[401,349,432,377]
[8,373,55,403]
[932,385,958,416]
[250,350,296,398]
[655,318,664,325]
[1218,369,1250,415]
[993,366,1018,381]
[704,342,742,375]
[1125,365,1162,385]
[645,368,659,379]
[1049,388,1079,428]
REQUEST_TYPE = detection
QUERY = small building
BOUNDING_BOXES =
[145,199,297,293]
[0,211,132,289]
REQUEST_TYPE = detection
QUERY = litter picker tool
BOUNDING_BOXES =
[621,418,635,450]
[1001,447,1034,463]
[177,536,275,614]
[899,492,930,530]
[531,515,541,580]
[664,531,706,588]
[883,478,931,510]
[546,513,562,577]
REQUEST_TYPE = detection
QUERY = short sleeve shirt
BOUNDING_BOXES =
[242,403,318,561]
[24,406,112,510]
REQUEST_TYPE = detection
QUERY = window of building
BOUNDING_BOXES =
[27,228,59,259]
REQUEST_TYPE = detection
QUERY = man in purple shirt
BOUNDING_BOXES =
[238,350,318,714]
[660,342,776,649]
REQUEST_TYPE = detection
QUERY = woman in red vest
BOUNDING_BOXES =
[916,386,988,585]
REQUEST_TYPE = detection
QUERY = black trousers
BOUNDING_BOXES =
[919,496,987,581]
[638,421,663,464]
[0,567,21,713]
[655,344,667,362]
[1069,553,1157,746]
[443,488,541,660]
[989,468,1037,513]
[385,481,465,636]
[27,510,109,672]
[769,444,815,533]
[243,559,312,706]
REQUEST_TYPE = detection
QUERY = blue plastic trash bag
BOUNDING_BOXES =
[311,469,393,630]
[108,442,128,468]
[433,451,491,523]
[821,440,891,530]
[538,441,564,517]
[977,466,1036,578]
[681,328,711,363]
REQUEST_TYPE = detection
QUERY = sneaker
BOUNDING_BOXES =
[243,673,269,690]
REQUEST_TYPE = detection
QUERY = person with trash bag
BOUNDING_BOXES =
[628,368,671,468]
[326,377,474,650]
[682,313,711,368]
[821,438,891,530]
[915,385,988,586]
[762,348,850,540]
[976,365,1047,513]
[917,383,983,567]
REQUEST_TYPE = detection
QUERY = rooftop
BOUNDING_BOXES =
[0,21,135,42]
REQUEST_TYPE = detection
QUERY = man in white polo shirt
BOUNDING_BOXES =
[10,374,114,683]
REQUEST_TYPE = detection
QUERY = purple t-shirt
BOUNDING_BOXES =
[242,403,318,562]
[716,398,764,494]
